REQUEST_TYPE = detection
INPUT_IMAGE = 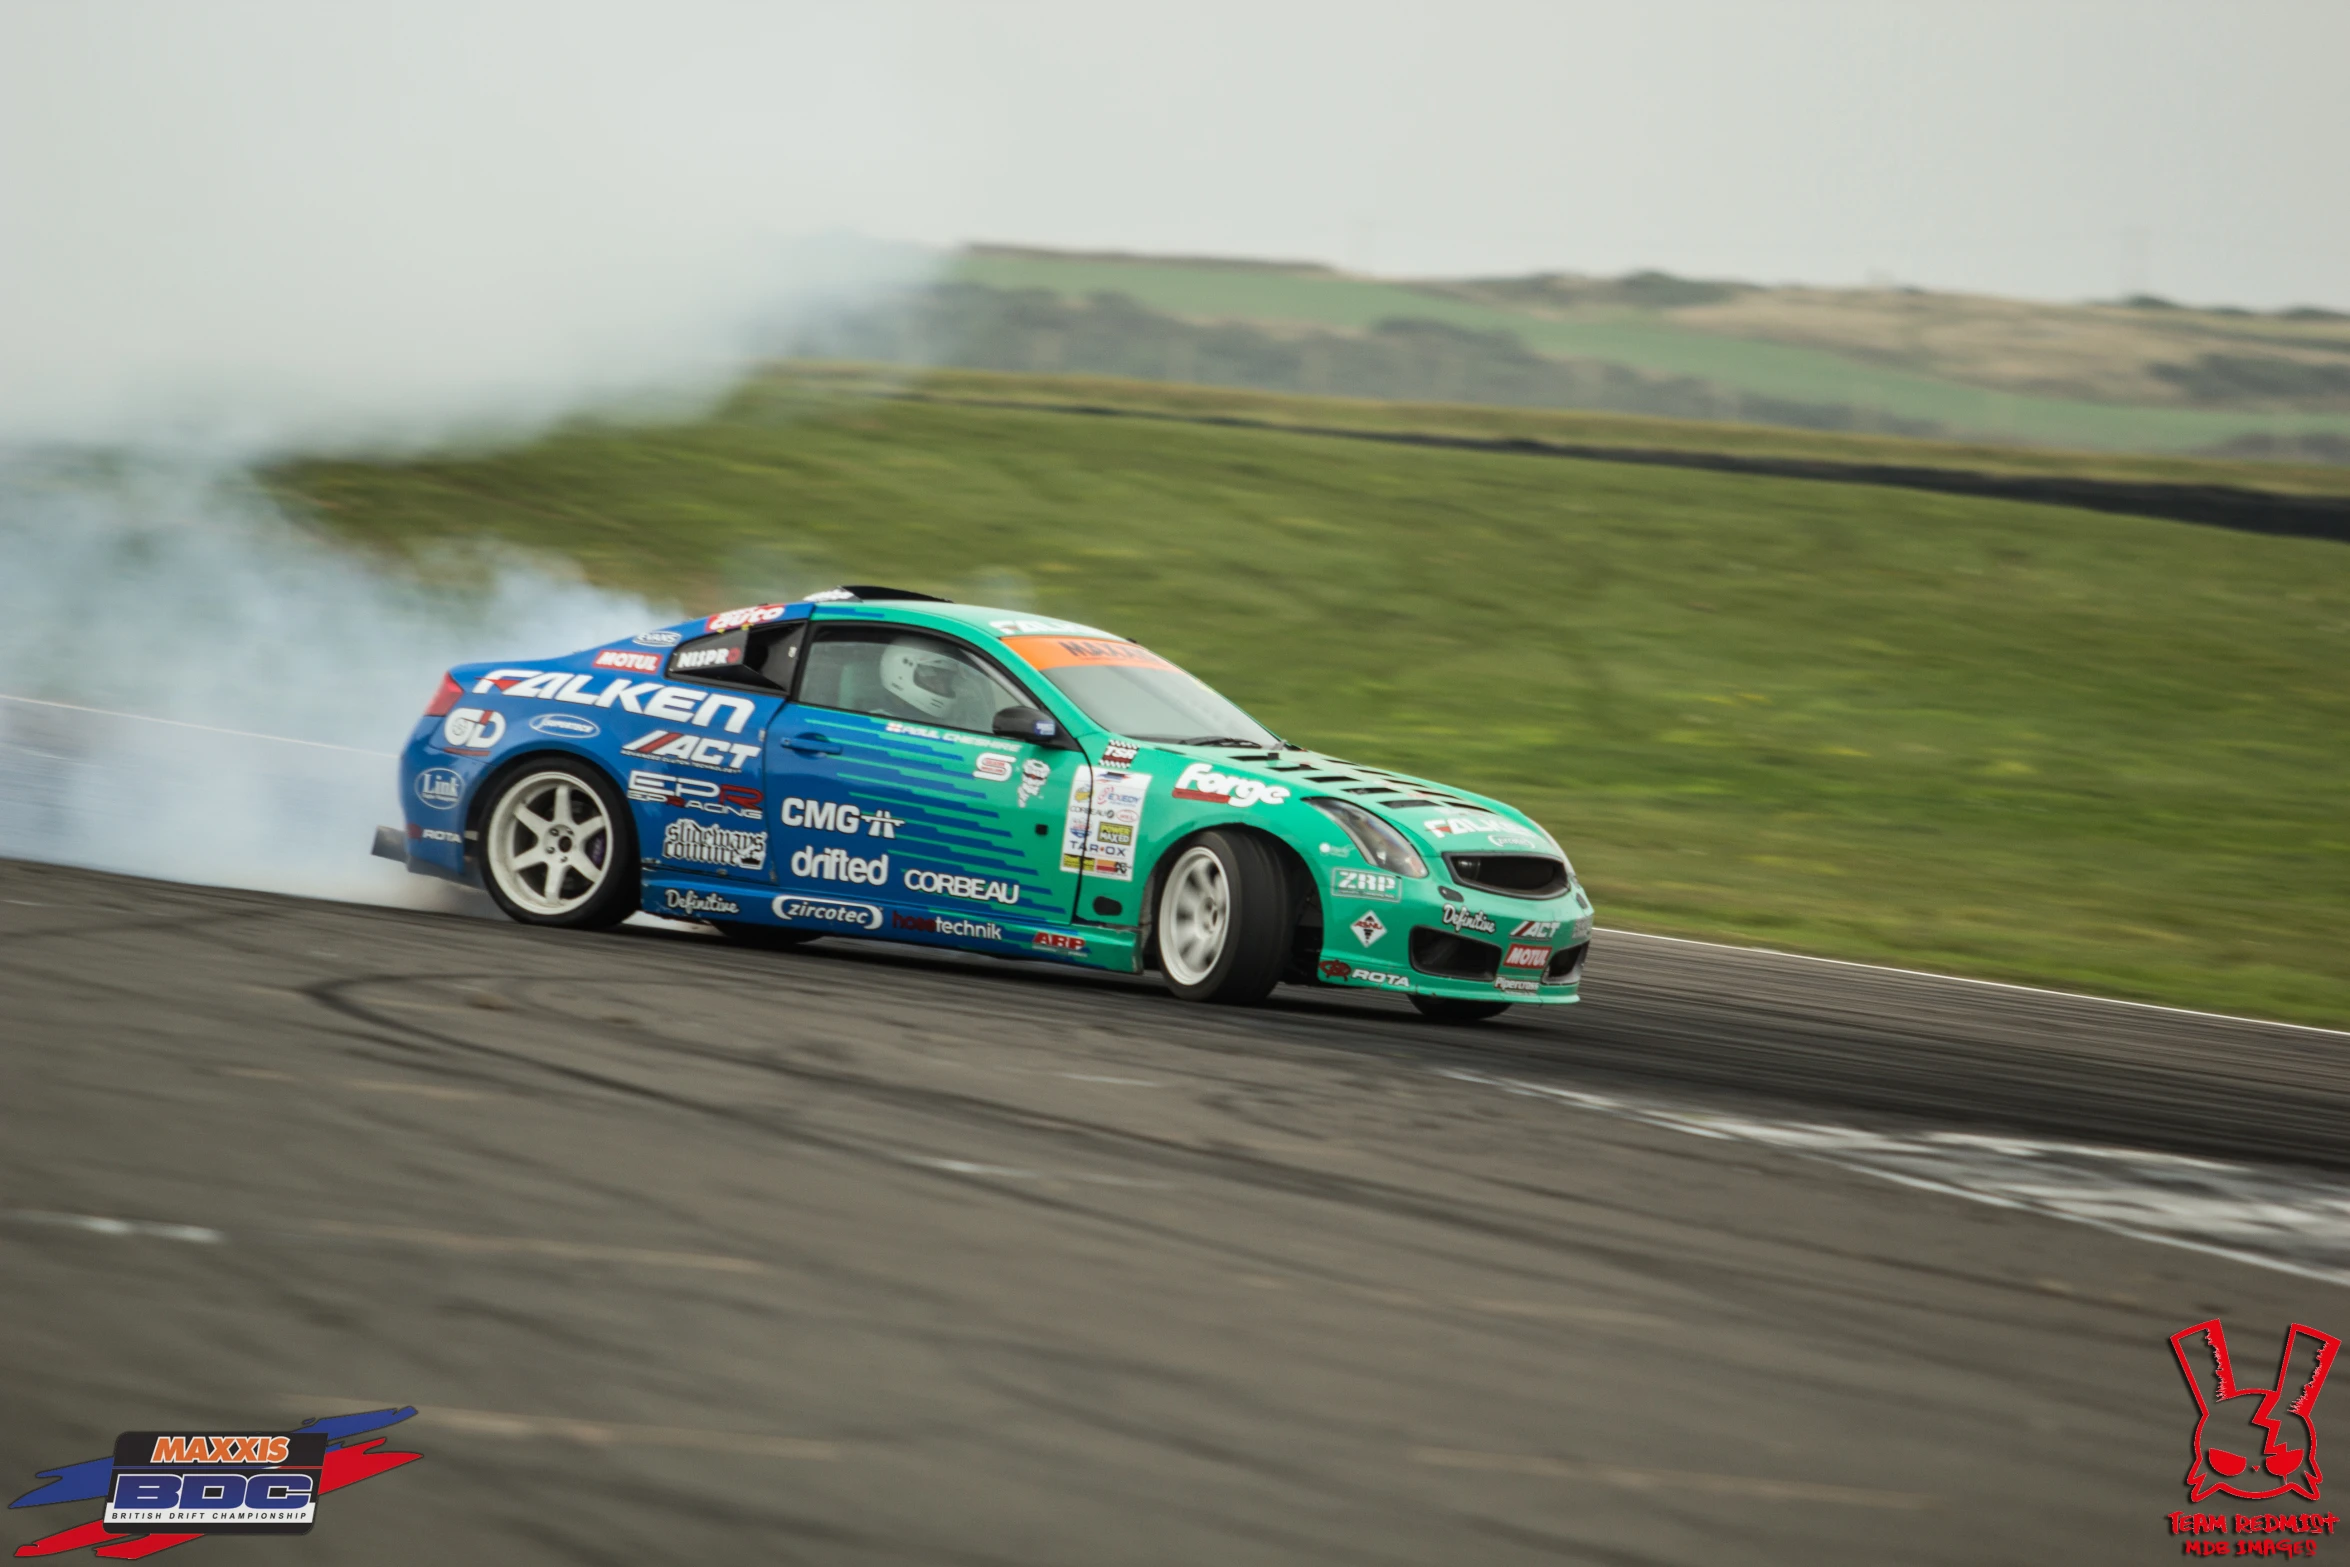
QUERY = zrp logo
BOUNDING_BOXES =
[2172,1319,2340,1503]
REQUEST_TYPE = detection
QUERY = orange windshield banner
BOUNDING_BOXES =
[1000,635,1177,673]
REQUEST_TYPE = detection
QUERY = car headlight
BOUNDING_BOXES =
[1307,798,1428,878]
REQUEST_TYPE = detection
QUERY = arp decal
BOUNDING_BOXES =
[772,896,882,931]
[622,730,760,774]
[661,820,767,870]
[1170,762,1289,808]
[439,707,505,755]
[1033,931,1086,953]
[592,649,662,673]
[528,713,601,739]
[469,670,757,735]
[777,799,903,838]
[626,771,761,820]
[10,1407,421,1558]
[413,767,463,810]
[1330,867,1400,902]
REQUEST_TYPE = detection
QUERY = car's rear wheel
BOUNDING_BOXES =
[479,760,638,929]
[1409,996,1513,1024]
[711,923,819,950]
[1155,832,1291,1005]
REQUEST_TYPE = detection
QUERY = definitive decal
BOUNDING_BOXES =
[662,820,768,870]
[626,771,762,820]
[1349,910,1387,947]
[1018,758,1051,808]
[1171,762,1289,808]
[1062,767,1151,882]
[974,752,1015,782]
[623,730,760,773]
[439,708,505,755]
[469,669,757,735]
[1502,942,1549,970]
[903,867,1020,906]
[664,889,742,917]
[528,713,600,738]
[414,767,463,810]
[778,798,903,838]
[791,846,889,886]
[1350,967,1410,990]
[1330,867,1400,902]
[772,896,882,930]
[592,649,661,673]
[704,604,789,633]
[671,645,742,672]
[1441,906,1500,935]
[1032,931,1086,954]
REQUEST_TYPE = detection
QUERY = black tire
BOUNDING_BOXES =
[476,757,640,930]
[1153,830,1293,1005]
[1409,996,1514,1024]
[711,922,819,950]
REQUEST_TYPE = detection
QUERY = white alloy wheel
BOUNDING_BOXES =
[486,770,615,917]
[1158,844,1231,988]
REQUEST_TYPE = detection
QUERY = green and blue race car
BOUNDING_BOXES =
[385,586,1592,1022]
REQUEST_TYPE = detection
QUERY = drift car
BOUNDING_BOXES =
[377,587,1593,1021]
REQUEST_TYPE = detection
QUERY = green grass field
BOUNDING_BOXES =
[276,371,2350,1025]
[959,253,2350,454]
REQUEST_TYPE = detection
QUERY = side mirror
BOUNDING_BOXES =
[992,705,1075,749]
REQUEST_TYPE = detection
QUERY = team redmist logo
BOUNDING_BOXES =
[2167,1319,2341,1554]
[10,1406,421,1558]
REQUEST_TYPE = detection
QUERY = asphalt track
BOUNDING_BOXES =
[4,857,2344,1564]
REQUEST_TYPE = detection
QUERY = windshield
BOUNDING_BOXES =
[999,635,1282,748]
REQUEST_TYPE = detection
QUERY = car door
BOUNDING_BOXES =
[628,615,804,884]
[767,619,1088,938]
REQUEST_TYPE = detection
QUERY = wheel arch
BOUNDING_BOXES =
[1137,821,1320,980]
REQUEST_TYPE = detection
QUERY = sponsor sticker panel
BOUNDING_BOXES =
[528,713,600,739]
[1170,762,1289,808]
[1330,867,1400,902]
[663,888,742,918]
[773,896,882,931]
[628,771,762,820]
[662,820,767,870]
[468,670,757,735]
[414,767,463,810]
[1061,769,1151,882]
[439,708,505,755]
[592,649,661,673]
[623,730,759,774]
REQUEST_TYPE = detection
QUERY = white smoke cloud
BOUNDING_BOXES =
[0,2,948,902]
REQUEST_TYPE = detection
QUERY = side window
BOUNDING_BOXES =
[669,623,806,693]
[797,627,1033,734]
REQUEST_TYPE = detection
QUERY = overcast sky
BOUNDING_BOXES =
[885,0,2350,308]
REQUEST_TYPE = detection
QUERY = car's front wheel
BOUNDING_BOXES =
[478,759,639,929]
[1154,831,1291,1005]
[1409,996,1513,1024]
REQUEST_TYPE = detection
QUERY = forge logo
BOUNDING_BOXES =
[11,1407,420,1557]
[2173,1319,2340,1503]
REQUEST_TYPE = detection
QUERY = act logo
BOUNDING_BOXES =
[10,1406,420,1558]
[2173,1319,2340,1503]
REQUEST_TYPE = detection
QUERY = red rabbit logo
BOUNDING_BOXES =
[2171,1319,2340,1503]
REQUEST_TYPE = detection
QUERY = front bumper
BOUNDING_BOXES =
[1313,885,1594,1005]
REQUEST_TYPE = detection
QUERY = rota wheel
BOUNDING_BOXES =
[478,759,639,929]
[1154,830,1292,1005]
[1409,996,1514,1024]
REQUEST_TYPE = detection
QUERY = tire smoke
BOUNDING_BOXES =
[0,3,942,903]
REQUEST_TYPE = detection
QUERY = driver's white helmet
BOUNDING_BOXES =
[879,637,968,719]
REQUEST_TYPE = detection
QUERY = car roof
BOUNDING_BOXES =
[804,597,1125,645]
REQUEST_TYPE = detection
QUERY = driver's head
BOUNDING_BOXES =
[879,638,968,719]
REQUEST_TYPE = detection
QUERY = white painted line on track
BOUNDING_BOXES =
[1434,1068,2350,1291]
[1598,925,2350,1039]
[4,1210,223,1243]
[0,692,396,757]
